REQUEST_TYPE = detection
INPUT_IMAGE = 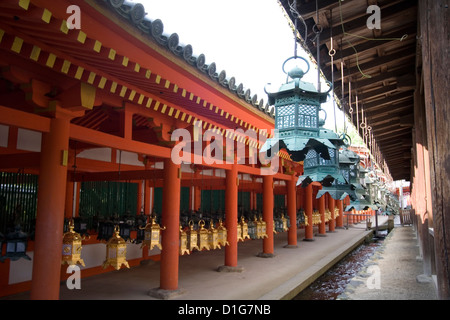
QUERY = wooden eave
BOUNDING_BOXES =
[0,0,275,151]
[0,0,299,175]
[280,0,418,181]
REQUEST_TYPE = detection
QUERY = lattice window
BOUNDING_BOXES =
[340,168,350,184]
[298,104,317,128]
[276,104,295,129]
[304,149,318,168]
[319,147,336,165]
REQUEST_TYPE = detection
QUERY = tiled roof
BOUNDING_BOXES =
[101,0,274,118]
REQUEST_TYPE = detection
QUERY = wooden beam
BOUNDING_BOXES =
[0,105,50,132]
[0,152,40,169]
[334,48,416,81]
[69,123,172,159]
[316,1,416,43]
[363,91,414,111]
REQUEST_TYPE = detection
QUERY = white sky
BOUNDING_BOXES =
[135,0,343,130]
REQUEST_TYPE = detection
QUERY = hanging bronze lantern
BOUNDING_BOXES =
[239,216,250,241]
[0,225,30,262]
[198,220,210,251]
[140,216,166,250]
[312,210,321,225]
[217,219,229,247]
[208,220,221,250]
[258,216,268,239]
[179,225,190,255]
[325,209,332,223]
[62,219,86,267]
[102,225,129,270]
[248,216,257,239]
[280,213,288,232]
[237,222,243,242]
[255,215,262,239]
[187,220,200,251]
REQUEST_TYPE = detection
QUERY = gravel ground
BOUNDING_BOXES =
[337,222,437,300]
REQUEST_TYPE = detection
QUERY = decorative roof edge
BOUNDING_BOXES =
[99,0,275,118]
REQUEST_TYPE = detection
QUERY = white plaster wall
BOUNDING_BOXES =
[77,147,112,162]
[8,251,34,284]
[16,128,41,152]
[116,150,144,167]
[7,242,156,284]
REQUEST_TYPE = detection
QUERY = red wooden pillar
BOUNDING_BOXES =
[328,194,336,232]
[336,199,344,228]
[318,195,326,236]
[261,175,274,255]
[304,184,314,241]
[223,164,239,268]
[286,176,298,247]
[159,158,181,291]
[30,115,71,300]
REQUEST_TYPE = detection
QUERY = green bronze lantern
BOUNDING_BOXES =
[345,159,378,212]
[316,146,359,201]
[261,56,348,188]
[261,56,336,163]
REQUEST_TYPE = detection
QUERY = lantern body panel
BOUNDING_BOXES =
[240,217,250,240]
[62,220,85,267]
[140,217,165,250]
[198,221,210,251]
[102,227,130,270]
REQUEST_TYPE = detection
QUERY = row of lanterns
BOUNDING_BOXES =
[62,215,166,271]
[179,215,271,256]
[179,219,229,255]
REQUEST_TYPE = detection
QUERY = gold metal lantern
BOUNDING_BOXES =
[208,220,221,250]
[188,220,200,252]
[258,216,268,239]
[62,219,86,267]
[198,220,211,251]
[325,209,332,222]
[237,222,243,242]
[239,216,250,240]
[280,213,288,232]
[312,210,322,225]
[217,219,229,247]
[102,225,129,270]
[140,216,166,250]
[179,225,190,255]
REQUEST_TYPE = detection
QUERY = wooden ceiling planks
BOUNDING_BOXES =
[279,0,418,181]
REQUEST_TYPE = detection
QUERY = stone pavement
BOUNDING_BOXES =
[338,218,437,300]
